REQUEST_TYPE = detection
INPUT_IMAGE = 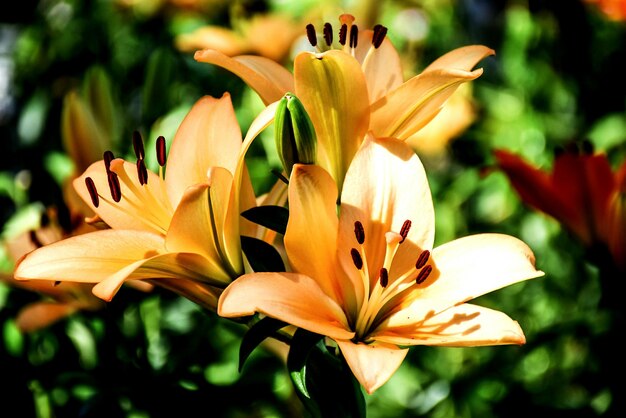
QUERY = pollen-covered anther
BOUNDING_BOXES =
[323,22,333,46]
[156,136,167,167]
[349,25,359,48]
[339,24,347,45]
[415,250,430,269]
[136,159,148,186]
[85,176,100,207]
[103,150,115,172]
[399,220,412,243]
[354,221,365,244]
[371,24,388,48]
[379,267,389,287]
[351,248,363,270]
[132,131,145,160]
[29,230,43,248]
[107,171,122,203]
[416,265,432,285]
[306,23,317,47]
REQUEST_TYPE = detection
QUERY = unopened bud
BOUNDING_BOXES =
[274,93,317,175]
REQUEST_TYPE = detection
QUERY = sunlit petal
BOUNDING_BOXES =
[218,272,354,340]
[165,94,242,207]
[295,50,370,191]
[336,340,408,394]
[422,45,495,72]
[370,68,483,140]
[373,303,525,346]
[339,136,435,286]
[194,49,293,105]
[354,30,403,103]
[74,160,173,234]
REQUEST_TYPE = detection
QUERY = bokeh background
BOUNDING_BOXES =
[1,0,626,417]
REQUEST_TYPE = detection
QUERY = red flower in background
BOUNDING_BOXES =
[494,143,626,271]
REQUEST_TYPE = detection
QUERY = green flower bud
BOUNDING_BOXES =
[274,93,317,176]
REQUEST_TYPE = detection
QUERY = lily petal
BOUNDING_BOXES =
[74,160,173,235]
[370,68,484,140]
[165,181,239,283]
[336,340,408,394]
[339,136,435,289]
[386,234,542,328]
[218,272,354,341]
[423,45,495,73]
[165,94,242,207]
[16,302,78,333]
[194,49,293,105]
[295,50,370,191]
[373,303,526,346]
[354,30,403,103]
[14,229,167,283]
[285,164,351,305]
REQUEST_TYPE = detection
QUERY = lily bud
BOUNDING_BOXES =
[82,66,119,143]
[274,93,317,176]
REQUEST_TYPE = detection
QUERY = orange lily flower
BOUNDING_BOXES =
[194,14,494,191]
[219,135,543,394]
[14,94,276,306]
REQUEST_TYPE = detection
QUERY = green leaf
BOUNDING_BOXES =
[241,205,289,235]
[287,329,325,402]
[239,316,288,372]
[240,235,285,272]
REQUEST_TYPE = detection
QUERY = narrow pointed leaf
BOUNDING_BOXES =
[240,205,289,234]
[240,235,285,272]
[239,316,289,372]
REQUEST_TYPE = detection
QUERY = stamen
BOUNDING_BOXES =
[132,131,145,160]
[354,221,365,244]
[306,23,317,47]
[415,250,430,269]
[349,25,359,48]
[339,24,347,45]
[136,159,148,185]
[399,220,412,243]
[29,230,43,248]
[40,210,50,227]
[379,268,389,287]
[372,24,388,48]
[54,281,61,286]
[103,150,115,172]
[323,22,333,46]
[85,176,100,207]
[351,248,363,270]
[416,265,432,284]
[107,171,122,202]
[156,135,167,166]
[271,169,289,185]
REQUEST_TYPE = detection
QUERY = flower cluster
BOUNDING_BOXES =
[12,14,543,405]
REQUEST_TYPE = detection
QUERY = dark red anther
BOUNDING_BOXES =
[29,230,43,248]
[349,25,359,48]
[415,250,430,269]
[354,221,365,244]
[323,22,333,46]
[351,248,363,270]
[85,176,100,208]
[54,281,61,286]
[132,130,145,160]
[156,135,167,166]
[103,150,115,172]
[137,159,148,185]
[306,23,317,47]
[107,171,122,203]
[379,268,389,288]
[416,265,432,285]
[339,24,347,45]
[399,220,412,243]
[371,24,388,48]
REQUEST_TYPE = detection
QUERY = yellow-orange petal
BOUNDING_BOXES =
[370,68,483,140]
[218,272,354,341]
[354,30,403,103]
[422,45,495,73]
[336,339,408,394]
[16,302,79,333]
[194,49,294,105]
[165,94,242,207]
[295,50,370,192]
[373,303,526,346]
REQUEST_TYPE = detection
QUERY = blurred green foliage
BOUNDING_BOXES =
[2,0,626,417]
